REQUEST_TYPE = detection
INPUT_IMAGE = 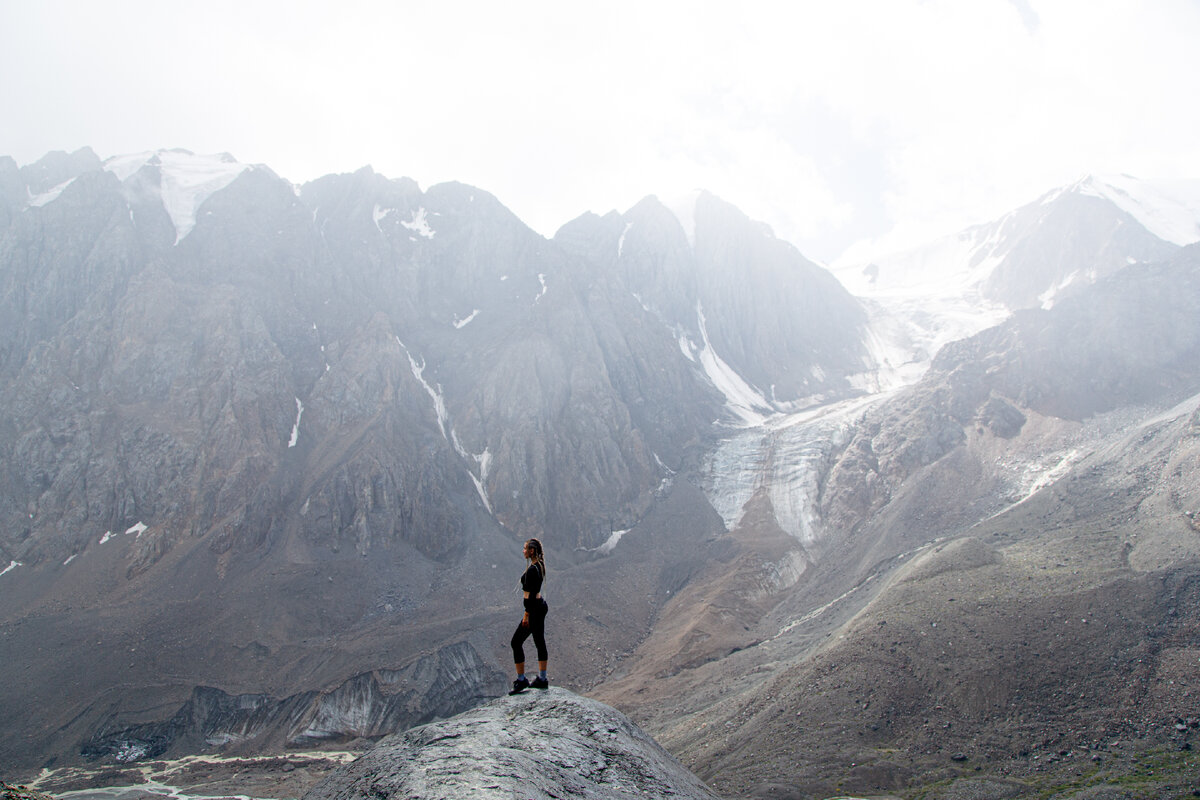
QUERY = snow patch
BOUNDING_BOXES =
[535,273,548,302]
[846,308,930,394]
[103,150,250,244]
[104,153,151,181]
[834,223,1006,301]
[373,204,393,233]
[617,222,633,257]
[677,333,697,363]
[477,448,492,483]
[453,309,480,329]
[0,561,21,577]
[96,522,150,544]
[288,397,304,447]
[401,207,436,239]
[597,528,630,554]
[463,448,492,515]
[400,339,450,439]
[991,449,1084,518]
[694,302,771,426]
[1039,270,1082,309]
[1079,174,1200,246]
[63,554,77,566]
[399,338,494,512]
[28,178,76,207]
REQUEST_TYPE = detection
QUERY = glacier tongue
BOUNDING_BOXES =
[105,150,250,244]
[702,394,882,545]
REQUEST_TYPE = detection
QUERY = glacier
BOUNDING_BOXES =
[104,150,251,245]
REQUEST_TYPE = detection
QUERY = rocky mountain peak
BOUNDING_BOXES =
[557,189,871,414]
[19,147,102,195]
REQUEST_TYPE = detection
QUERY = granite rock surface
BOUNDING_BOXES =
[302,688,721,800]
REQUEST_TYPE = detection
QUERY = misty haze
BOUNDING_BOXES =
[3,3,1200,800]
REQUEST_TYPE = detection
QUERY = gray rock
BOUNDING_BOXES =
[980,396,1026,439]
[928,777,1027,800]
[1061,787,1133,800]
[302,688,721,800]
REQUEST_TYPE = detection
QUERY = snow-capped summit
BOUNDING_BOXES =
[104,149,252,243]
[838,173,1196,307]
[832,173,1194,377]
[1069,173,1200,247]
[13,148,254,246]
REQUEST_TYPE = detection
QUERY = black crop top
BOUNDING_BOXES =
[521,562,544,606]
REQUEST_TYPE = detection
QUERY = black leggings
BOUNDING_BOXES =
[511,598,548,663]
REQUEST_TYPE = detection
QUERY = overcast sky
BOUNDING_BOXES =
[4,0,1199,263]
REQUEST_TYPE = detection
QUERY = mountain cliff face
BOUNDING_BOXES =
[0,149,867,774]
[556,191,870,415]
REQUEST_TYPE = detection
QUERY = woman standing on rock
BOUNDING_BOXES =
[510,538,549,693]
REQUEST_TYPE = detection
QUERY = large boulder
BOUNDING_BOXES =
[303,688,720,800]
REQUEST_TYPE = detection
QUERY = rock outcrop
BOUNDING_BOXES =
[302,688,720,800]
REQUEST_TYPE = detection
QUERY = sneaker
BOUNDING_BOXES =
[530,676,549,690]
[509,676,530,695]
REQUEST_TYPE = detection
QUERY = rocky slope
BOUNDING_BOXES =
[593,248,1200,798]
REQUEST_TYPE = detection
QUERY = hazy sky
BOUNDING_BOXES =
[4,0,1199,263]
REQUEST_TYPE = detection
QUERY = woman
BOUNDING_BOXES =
[509,537,549,693]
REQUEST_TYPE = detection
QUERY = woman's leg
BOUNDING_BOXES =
[529,606,548,684]
[511,621,530,674]
[530,612,548,663]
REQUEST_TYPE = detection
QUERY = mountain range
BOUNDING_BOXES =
[2,148,1198,799]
